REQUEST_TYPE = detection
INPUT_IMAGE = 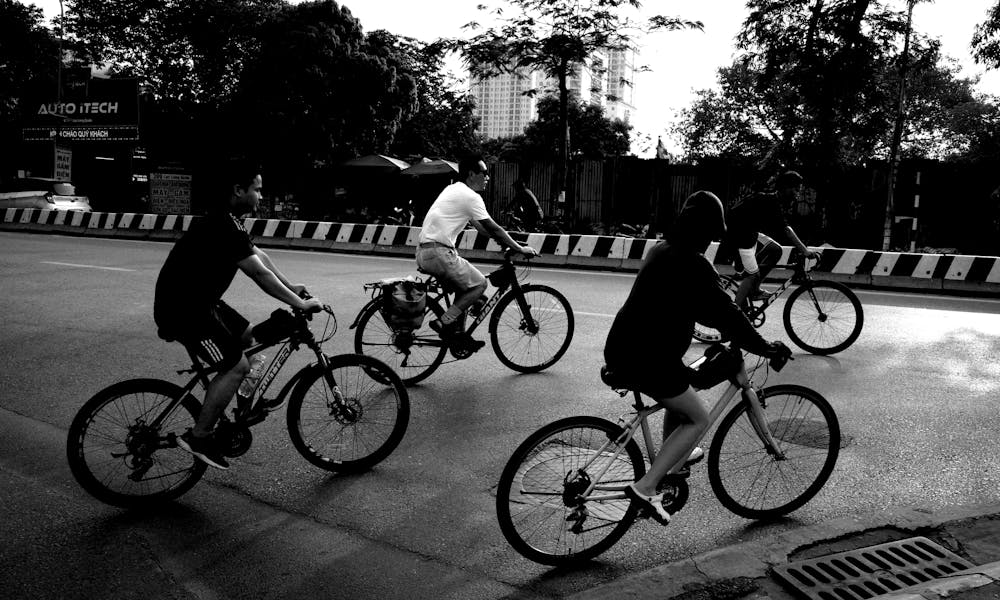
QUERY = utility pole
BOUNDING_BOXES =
[882,0,915,251]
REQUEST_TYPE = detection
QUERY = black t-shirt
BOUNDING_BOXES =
[604,242,769,373]
[154,212,255,332]
[726,192,789,249]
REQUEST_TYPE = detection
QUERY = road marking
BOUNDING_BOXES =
[41,261,135,272]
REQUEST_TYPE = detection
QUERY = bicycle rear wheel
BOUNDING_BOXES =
[708,384,840,520]
[496,416,645,566]
[286,354,409,473]
[692,275,740,343]
[489,284,574,373]
[782,280,863,355]
[67,378,207,507]
[353,297,447,385]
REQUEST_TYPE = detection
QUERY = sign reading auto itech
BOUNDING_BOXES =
[23,78,140,143]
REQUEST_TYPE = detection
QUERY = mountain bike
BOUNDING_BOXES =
[496,343,840,566]
[693,252,863,355]
[350,249,575,385]
[67,305,409,508]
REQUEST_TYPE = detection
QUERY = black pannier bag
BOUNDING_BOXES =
[379,278,427,331]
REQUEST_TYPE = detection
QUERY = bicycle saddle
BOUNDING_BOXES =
[600,365,634,390]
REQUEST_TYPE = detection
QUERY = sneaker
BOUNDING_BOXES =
[751,289,772,301]
[685,447,705,466]
[177,430,230,470]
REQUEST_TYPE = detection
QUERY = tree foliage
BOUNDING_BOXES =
[973,0,1000,68]
[234,0,418,174]
[447,0,701,198]
[489,95,630,160]
[0,1,59,121]
[67,0,284,107]
[366,32,482,159]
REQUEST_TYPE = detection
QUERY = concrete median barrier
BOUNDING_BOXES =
[3,208,999,293]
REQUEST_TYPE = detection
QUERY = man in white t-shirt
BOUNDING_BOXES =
[416,156,536,349]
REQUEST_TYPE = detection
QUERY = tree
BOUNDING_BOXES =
[366,31,481,159]
[522,95,631,158]
[446,0,701,202]
[233,1,419,185]
[66,0,284,107]
[973,0,1000,68]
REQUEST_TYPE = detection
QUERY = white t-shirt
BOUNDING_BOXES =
[419,182,491,247]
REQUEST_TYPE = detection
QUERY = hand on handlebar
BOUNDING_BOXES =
[298,298,324,313]
[765,340,793,370]
[516,245,538,258]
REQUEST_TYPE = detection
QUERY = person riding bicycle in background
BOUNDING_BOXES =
[416,155,537,352]
[154,159,323,470]
[604,190,788,525]
[725,170,820,307]
[513,178,544,232]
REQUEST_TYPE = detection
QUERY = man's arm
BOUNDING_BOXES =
[477,218,536,255]
[783,225,818,258]
[254,247,307,296]
[237,254,312,309]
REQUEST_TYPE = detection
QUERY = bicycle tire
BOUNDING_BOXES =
[489,284,574,373]
[67,378,207,508]
[286,353,409,473]
[353,296,447,385]
[692,275,740,343]
[707,384,840,520]
[782,280,863,355]
[496,416,645,566]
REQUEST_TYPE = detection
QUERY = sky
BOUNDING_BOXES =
[23,0,1000,155]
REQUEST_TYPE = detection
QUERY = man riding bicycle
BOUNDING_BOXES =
[154,160,323,470]
[416,155,536,352]
[726,171,819,307]
[604,190,788,525]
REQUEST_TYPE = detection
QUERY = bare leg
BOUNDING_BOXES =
[733,272,760,308]
[192,354,249,438]
[440,281,487,326]
[632,387,709,496]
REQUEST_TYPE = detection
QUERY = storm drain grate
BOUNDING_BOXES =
[772,536,975,600]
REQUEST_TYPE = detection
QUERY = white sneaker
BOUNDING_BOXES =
[685,447,704,465]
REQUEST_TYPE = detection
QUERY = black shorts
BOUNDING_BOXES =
[608,358,691,399]
[167,301,250,371]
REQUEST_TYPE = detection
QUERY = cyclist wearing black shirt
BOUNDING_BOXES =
[154,162,322,469]
[726,171,819,307]
[604,190,786,524]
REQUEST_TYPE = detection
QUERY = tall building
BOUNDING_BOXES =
[470,48,636,139]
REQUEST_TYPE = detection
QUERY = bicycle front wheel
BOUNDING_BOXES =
[66,378,207,508]
[287,354,409,473]
[353,296,447,385]
[708,384,840,520]
[490,284,574,373]
[692,275,740,343]
[782,280,863,355]
[496,416,645,566]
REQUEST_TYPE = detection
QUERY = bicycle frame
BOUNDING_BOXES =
[147,314,334,433]
[573,359,785,505]
[743,256,816,316]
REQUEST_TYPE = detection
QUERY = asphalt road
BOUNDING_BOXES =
[2,231,999,599]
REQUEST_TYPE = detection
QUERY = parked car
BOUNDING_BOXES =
[0,177,92,212]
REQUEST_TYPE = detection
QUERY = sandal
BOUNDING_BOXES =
[625,484,671,525]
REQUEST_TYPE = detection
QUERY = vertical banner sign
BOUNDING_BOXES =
[54,146,72,180]
[149,172,193,214]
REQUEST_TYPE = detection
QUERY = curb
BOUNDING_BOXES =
[566,503,1000,600]
[4,208,1000,294]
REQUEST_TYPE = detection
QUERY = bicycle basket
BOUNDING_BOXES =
[378,277,427,331]
[253,308,298,345]
[689,344,742,390]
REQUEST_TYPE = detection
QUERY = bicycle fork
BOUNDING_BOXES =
[739,375,786,460]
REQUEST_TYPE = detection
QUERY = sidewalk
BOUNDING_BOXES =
[569,504,1000,600]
